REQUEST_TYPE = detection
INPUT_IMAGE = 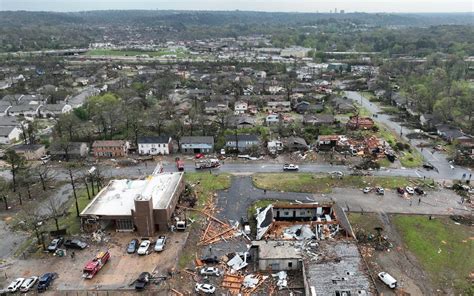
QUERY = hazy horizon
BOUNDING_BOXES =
[0,0,472,13]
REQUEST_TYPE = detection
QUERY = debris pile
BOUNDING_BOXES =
[272,271,288,289]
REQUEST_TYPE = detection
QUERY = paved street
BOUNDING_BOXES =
[215,176,469,222]
[345,91,472,180]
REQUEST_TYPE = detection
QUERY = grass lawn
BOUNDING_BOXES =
[400,150,424,168]
[377,126,398,147]
[393,215,474,294]
[185,173,231,209]
[252,173,418,193]
[347,212,383,233]
[57,189,91,235]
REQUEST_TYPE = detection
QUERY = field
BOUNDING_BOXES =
[252,173,422,193]
[393,215,473,294]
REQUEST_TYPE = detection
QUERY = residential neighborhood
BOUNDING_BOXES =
[0,6,472,296]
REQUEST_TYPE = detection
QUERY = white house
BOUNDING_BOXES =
[234,101,248,114]
[255,71,267,79]
[0,126,22,144]
[138,136,172,155]
[267,140,283,154]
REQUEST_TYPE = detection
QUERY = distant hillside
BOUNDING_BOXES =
[0,11,472,52]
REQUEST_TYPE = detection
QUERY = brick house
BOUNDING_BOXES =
[92,140,129,158]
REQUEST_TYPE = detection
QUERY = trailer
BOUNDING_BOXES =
[82,250,110,279]
[195,159,220,170]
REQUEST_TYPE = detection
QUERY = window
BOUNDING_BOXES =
[288,262,293,268]
[284,211,289,216]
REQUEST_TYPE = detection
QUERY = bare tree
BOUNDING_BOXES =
[4,149,26,192]
[0,179,10,211]
[45,196,63,231]
[34,165,55,191]
[19,206,46,250]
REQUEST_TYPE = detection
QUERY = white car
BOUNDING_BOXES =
[200,267,221,277]
[405,186,415,195]
[363,187,372,193]
[7,278,25,293]
[376,187,385,195]
[137,240,151,255]
[20,276,38,292]
[378,272,397,288]
[154,236,167,252]
[283,164,299,171]
[195,283,216,294]
[329,171,344,178]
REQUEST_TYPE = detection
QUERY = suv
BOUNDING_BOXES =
[47,237,64,252]
[37,273,56,293]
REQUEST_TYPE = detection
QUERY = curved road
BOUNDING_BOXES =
[345,91,471,180]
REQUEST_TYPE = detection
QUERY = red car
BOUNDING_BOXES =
[195,153,205,159]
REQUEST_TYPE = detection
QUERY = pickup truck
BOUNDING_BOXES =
[283,164,299,171]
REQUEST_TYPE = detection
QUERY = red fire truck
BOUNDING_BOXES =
[82,250,111,279]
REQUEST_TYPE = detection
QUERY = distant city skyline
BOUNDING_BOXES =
[0,0,472,13]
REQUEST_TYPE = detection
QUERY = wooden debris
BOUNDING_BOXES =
[170,288,184,296]
[222,273,245,295]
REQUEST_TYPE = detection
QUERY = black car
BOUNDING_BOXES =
[396,187,405,195]
[127,239,139,254]
[47,237,64,252]
[414,187,425,195]
[134,272,151,290]
[37,273,56,293]
[423,163,435,170]
[200,255,219,264]
[64,239,88,250]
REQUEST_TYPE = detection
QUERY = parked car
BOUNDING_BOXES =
[200,255,219,264]
[376,187,385,195]
[329,171,344,178]
[414,187,425,195]
[37,273,56,293]
[137,240,151,255]
[20,276,38,292]
[396,187,405,195]
[200,267,221,277]
[127,239,139,254]
[40,155,51,163]
[283,163,299,171]
[423,162,435,170]
[378,272,397,288]
[47,237,64,252]
[195,153,205,159]
[64,239,88,250]
[7,278,24,293]
[363,187,372,193]
[134,272,151,290]
[154,236,167,252]
[405,186,415,195]
[195,283,216,294]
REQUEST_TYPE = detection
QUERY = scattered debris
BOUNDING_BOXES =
[273,271,288,289]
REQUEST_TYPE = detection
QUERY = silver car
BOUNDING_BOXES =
[154,236,167,252]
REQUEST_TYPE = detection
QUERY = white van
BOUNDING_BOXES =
[378,272,397,288]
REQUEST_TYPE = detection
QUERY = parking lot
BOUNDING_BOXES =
[2,231,188,293]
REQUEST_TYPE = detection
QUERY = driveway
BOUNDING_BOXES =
[215,176,468,221]
[344,91,471,180]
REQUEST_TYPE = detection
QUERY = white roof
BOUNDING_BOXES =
[80,172,183,217]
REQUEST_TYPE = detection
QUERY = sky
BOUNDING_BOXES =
[0,0,472,13]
